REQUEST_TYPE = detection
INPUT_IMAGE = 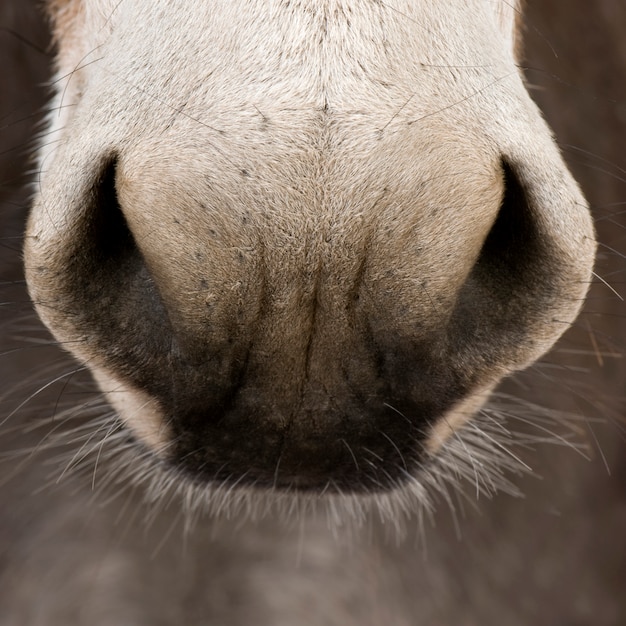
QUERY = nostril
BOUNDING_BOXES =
[467,160,546,301]
[83,157,138,273]
[449,158,583,370]
[55,157,173,390]
[69,157,154,311]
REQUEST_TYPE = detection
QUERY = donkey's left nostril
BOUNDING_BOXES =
[28,156,175,395]
[447,158,593,372]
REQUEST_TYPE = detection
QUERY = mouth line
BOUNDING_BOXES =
[169,459,419,494]
[158,428,425,495]
[94,370,487,496]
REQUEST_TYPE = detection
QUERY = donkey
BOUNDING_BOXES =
[2,0,615,624]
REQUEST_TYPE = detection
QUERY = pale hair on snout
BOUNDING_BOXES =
[23,0,595,522]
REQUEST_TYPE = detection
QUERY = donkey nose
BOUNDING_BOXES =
[25,139,594,491]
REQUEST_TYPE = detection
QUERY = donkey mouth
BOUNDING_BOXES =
[167,429,420,493]
[91,341,476,495]
[162,400,438,493]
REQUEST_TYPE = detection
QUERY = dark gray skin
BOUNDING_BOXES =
[0,2,625,625]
